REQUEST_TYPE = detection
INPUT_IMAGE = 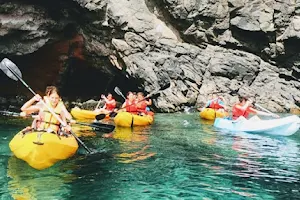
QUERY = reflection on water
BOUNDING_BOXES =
[231,133,300,182]
[7,156,78,200]
[1,113,300,199]
[199,119,217,145]
[111,127,156,164]
[72,124,96,137]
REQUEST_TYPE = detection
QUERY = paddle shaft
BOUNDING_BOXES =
[75,121,114,132]
[108,85,170,118]
[96,77,114,109]
[95,96,108,110]
[200,97,224,110]
[115,86,160,101]
[95,99,102,110]
[28,115,113,132]
[114,86,160,108]
[124,96,151,109]
[255,103,274,114]
[4,64,92,153]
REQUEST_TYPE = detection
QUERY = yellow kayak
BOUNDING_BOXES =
[200,108,229,120]
[290,107,300,115]
[9,130,78,170]
[114,112,154,127]
[71,107,110,120]
[70,107,98,120]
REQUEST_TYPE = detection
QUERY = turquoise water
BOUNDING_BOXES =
[1,113,300,200]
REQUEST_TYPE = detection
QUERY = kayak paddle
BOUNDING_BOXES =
[94,113,107,121]
[75,121,115,133]
[94,99,103,110]
[114,86,126,100]
[0,58,93,154]
[255,103,280,118]
[109,83,170,117]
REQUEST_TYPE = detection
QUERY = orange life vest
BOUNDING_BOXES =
[232,103,256,120]
[106,99,116,111]
[137,101,148,113]
[209,99,224,110]
[125,100,138,114]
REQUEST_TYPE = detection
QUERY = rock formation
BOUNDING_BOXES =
[0,0,299,112]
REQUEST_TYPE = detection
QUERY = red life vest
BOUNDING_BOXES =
[125,100,138,114]
[105,99,116,111]
[209,99,224,110]
[232,103,256,120]
[137,101,148,113]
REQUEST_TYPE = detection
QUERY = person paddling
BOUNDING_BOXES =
[136,92,153,115]
[232,96,279,120]
[20,87,71,134]
[21,86,75,123]
[199,94,227,112]
[44,86,75,123]
[120,91,138,114]
[95,93,117,115]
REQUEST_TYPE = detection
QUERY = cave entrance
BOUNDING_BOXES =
[0,38,142,104]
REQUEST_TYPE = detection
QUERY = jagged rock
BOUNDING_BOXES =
[279,16,300,40]
[1,0,300,113]
[230,2,275,32]
[0,2,54,54]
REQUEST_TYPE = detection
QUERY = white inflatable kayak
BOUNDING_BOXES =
[214,115,300,136]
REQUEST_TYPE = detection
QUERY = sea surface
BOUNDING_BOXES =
[0,113,300,200]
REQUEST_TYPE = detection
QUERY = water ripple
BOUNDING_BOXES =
[1,113,300,199]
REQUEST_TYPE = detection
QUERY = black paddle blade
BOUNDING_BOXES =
[90,122,115,133]
[109,112,118,118]
[95,113,106,121]
[145,82,171,98]
[0,58,22,81]
[75,121,115,133]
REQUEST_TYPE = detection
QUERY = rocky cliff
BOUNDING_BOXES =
[0,0,299,112]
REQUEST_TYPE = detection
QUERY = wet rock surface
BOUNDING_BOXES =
[0,0,300,112]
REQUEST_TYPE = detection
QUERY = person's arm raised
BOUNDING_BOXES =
[146,99,152,106]
[21,94,42,115]
[240,100,251,111]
